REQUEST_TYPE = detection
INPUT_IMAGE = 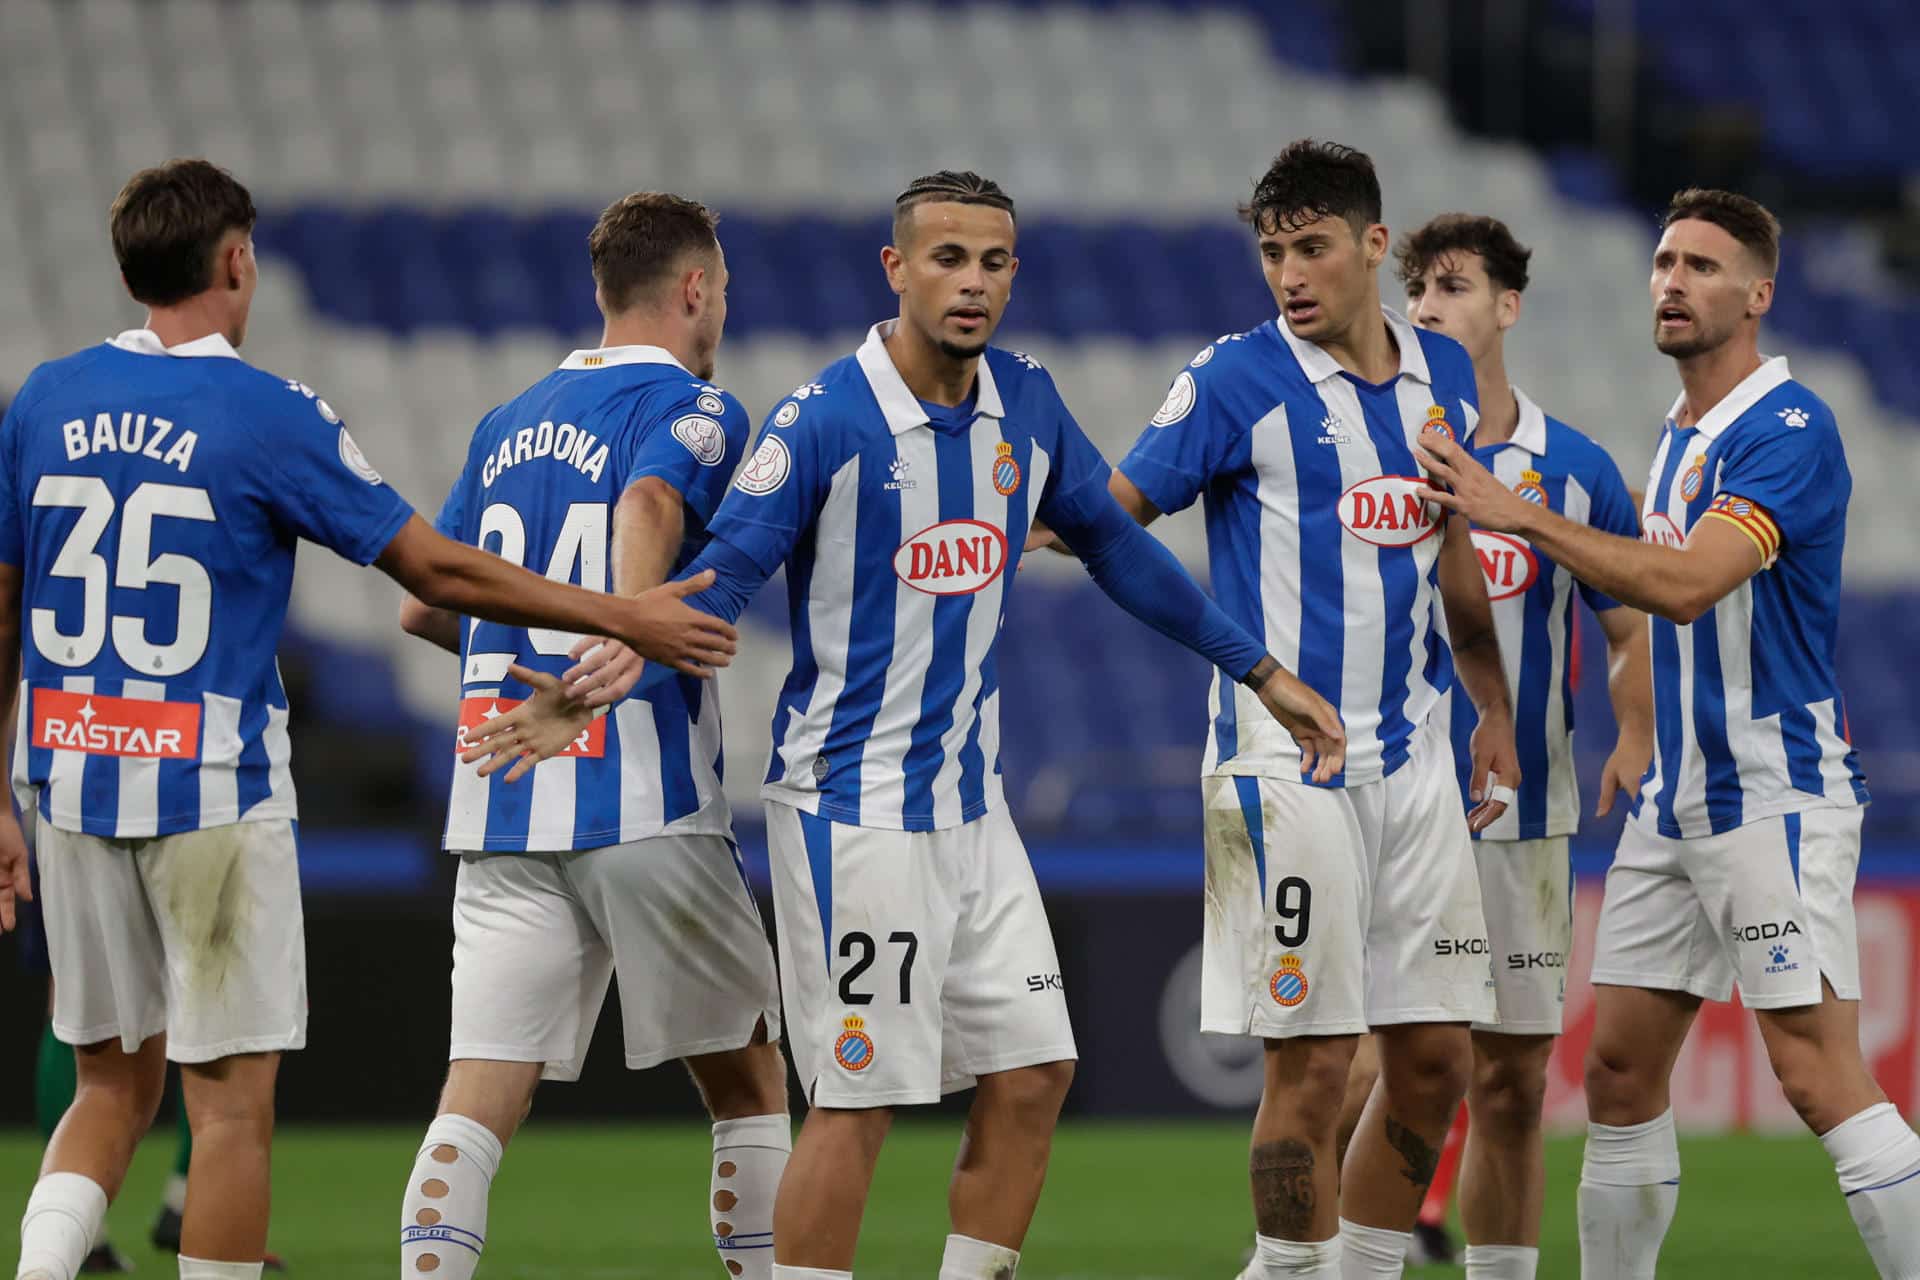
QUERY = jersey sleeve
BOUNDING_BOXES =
[703,395,835,578]
[1116,350,1247,516]
[261,388,414,564]
[1033,382,1117,537]
[431,467,469,541]
[1577,445,1642,612]
[622,387,753,527]
[1706,415,1842,559]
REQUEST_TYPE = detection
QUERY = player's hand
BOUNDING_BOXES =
[1596,731,1652,817]
[562,637,645,709]
[608,571,736,678]
[1023,519,1072,556]
[460,665,595,785]
[1466,707,1521,832]
[0,812,31,934]
[1253,666,1346,784]
[1415,436,1533,534]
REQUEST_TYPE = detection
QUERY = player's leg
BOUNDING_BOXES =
[764,804,953,1276]
[1730,808,1920,1276]
[1336,1035,1379,1166]
[175,1051,279,1266]
[574,832,791,1280]
[18,824,171,1280]
[1202,774,1369,1279]
[401,850,597,1280]
[939,808,1079,1275]
[1338,720,1493,1276]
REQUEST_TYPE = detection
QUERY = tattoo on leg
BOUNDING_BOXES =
[1385,1116,1441,1188]
[1250,1139,1317,1238]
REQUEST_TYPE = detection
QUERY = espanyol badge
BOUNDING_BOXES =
[991,440,1021,496]
[834,1014,875,1071]
[1513,468,1548,505]
[1269,954,1309,1007]
[1422,404,1455,443]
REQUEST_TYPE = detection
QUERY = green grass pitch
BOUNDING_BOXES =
[0,1121,1877,1276]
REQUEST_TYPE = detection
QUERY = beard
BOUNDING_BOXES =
[936,336,989,360]
[1654,325,1724,359]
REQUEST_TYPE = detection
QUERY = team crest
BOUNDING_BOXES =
[1513,468,1547,505]
[833,1014,875,1071]
[1422,404,1455,443]
[1680,453,1706,502]
[991,441,1021,496]
[1269,954,1309,1007]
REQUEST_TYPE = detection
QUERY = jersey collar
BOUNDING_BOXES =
[1666,355,1791,440]
[1499,385,1550,454]
[109,328,242,360]
[1276,306,1433,388]
[557,344,688,372]
[856,320,1006,436]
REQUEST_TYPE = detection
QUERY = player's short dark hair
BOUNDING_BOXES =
[1394,213,1533,294]
[1240,140,1382,238]
[1660,188,1781,275]
[893,170,1017,243]
[109,159,257,307]
[587,191,722,314]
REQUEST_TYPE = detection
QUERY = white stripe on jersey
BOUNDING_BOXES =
[859,430,940,822]
[42,676,93,829]
[115,680,166,838]
[253,701,295,822]
[1207,404,1298,775]
[530,753,576,843]
[770,457,863,806]
[614,698,666,837]
[199,691,244,825]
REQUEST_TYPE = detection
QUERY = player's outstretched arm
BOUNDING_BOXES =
[0,562,28,933]
[397,596,462,655]
[1436,513,1520,832]
[373,515,735,677]
[1026,472,1161,555]
[1417,436,1760,624]
[1594,605,1654,816]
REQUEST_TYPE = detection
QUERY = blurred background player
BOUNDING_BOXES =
[1100,141,1519,1280]
[471,168,1345,1280]
[2,158,739,1280]
[1417,189,1920,1280]
[1388,213,1654,1278]
[391,191,789,1280]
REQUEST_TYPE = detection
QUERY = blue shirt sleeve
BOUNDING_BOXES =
[431,466,469,541]
[1713,413,1844,551]
[1117,349,1247,516]
[261,388,414,565]
[1577,445,1642,613]
[703,396,835,578]
[1033,387,1115,535]
[618,537,770,699]
[623,388,753,527]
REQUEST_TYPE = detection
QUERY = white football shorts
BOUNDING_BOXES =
[764,801,1077,1109]
[1201,716,1496,1038]
[1472,836,1573,1035]
[1590,806,1861,1009]
[448,833,781,1082]
[39,817,307,1062]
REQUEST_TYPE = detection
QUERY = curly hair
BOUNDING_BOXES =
[1239,140,1381,237]
[1395,213,1533,294]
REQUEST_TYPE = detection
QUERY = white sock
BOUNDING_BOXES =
[177,1259,263,1279]
[769,1268,851,1279]
[712,1114,790,1278]
[1239,1232,1342,1278]
[938,1233,1018,1279]
[16,1172,108,1280]
[1338,1219,1409,1279]
[1577,1110,1679,1280]
[400,1113,503,1280]
[162,1173,189,1216]
[1463,1243,1538,1279]
[1821,1102,1920,1278]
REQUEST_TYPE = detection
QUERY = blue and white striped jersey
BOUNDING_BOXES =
[1444,388,1641,840]
[1631,356,1867,838]
[705,322,1120,831]
[434,345,750,852]
[1118,308,1480,787]
[0,329,413,838]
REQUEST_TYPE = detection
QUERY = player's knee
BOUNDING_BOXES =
[1268,1039,1356,1129]
[1471,1043,1551,1132]
[1381,1034,1472,1115]
[995,1058,1076,1118]
[75,1046,168,1131]
[1764,1034,1846,1131]
[1582,1039,1656,1122]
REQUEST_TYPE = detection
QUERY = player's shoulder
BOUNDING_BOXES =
[2,345,112,416]
[1184,325,1270,385]
[760,354,868,439]
[1741,374,1839,444]
[1411,325,1477,394]
[1146,326,1277,429]
[1538,411,1622,476]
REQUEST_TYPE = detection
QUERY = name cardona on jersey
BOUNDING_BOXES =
[480,418,611,488]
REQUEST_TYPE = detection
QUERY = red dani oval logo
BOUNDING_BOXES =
[893,519,1008,595]
[1642,512,1685,548]
[1471,530,1539,601]
[1338,475,1442,547]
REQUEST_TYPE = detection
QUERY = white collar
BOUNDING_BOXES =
[1277,305,1433,388]
[109,328,242,360]
[855,320,1006,436]
[1479,384,1550,455]
[557,344,687,372]
[1666,355,1792,440]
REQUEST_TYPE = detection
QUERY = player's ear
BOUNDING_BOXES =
[1748,274,1774,319]
[1362,222,1390,271]
[880,244,907,297]
[1497,288,1522,333]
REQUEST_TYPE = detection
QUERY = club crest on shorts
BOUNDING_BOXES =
[1422,404,1454,443]
[991,441,1021,496]
[834,1014,875,1071]
[1513,468,1548,505]
[1269,954,1309,1007]
[1680,453,1706,501]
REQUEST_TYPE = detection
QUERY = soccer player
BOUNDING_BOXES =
[1418,188,1920,1279]
[1395,214,1653,1279]
[391,192,789,1280]
[1108,142,1521,1278]
[0,159,736,1280]
[468,169,1346,1280]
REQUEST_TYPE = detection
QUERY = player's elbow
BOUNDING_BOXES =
[1661,581,1724,627]
[398,595,440,639]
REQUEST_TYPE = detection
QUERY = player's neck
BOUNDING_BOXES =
[1470,351,1518,445]
[884,318,977,407]
[1672,336,1764,429]
[597,316,691,369]
[143,299,238,351]
[1317,310,1398,384]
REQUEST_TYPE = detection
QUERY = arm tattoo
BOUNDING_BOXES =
[1242,654,1281,691]
[1384,1116,1441,1188]
[1450,625,1499,657]
[1249,1139,1318,1238]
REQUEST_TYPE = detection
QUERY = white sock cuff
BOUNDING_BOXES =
[24,1170,108,1221]
[713,1113,793,1152]
[769,1268,852,1280]
[422,1113,504,1181]
[1253,1231,1342,1265]
[940,1233,1020,1278]
[1339,1218,1412,1265]
[1463,1243,1540,1278]
[1581,1110,1680,1186]
[177,1258,265,1279]
[1820,1102,1920,1191]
